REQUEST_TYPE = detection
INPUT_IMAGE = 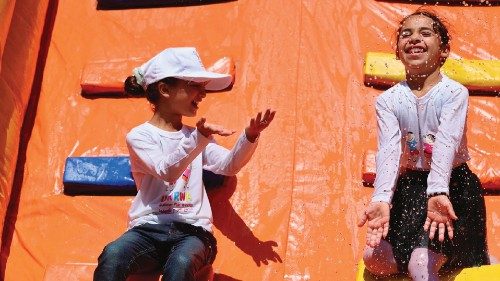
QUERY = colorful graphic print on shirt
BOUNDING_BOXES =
[158,165,194,214]
[405,132,435,156]
[406,131,419,155]
[423,133,435,155]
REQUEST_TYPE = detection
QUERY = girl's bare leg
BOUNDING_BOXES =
[363,239,398,276]
[407,247,447,281]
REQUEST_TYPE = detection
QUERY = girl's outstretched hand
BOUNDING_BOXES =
[358,202,390,247]
[196,118,236,138]
[245,109,276,143]
[424,195,458,242]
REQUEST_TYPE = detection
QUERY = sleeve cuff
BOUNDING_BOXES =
[426,187,449,196]
[243,131,259,145]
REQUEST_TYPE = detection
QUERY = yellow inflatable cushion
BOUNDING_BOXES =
[364,52,500,92]
[357,260,500,281]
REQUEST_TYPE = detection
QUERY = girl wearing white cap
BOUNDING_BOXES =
[94,47,275,281]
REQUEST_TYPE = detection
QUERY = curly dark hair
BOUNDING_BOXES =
[124,76,179,105]
[396,8,451,48]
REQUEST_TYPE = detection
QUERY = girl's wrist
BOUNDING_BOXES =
[427,192,449,199]
[244,128,259,143]
[197,128,212,138]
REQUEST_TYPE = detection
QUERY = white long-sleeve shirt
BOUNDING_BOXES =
[126,122,258,232]
[372,75,470,203]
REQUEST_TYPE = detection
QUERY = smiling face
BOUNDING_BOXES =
[160,79,208,117]
[396,14,449,75]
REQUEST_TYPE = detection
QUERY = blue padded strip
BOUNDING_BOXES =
[63,156,136,195]
[63,156,226,195]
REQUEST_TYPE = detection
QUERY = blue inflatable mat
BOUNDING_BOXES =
[63,156,226,195]
[63,156,136,195]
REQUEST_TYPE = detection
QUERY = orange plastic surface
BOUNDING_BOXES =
[1,1,499,281]
[0,0,16,254]
[383,0,500,3]
[42,263,213,281]
[81,57,235,94]
[0,0,16,67]
[0,0,50,258]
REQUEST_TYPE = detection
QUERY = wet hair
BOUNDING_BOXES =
[124,76,179,104]
[396,8,451,48]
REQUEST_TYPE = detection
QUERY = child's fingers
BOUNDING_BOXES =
[438,222,445,242]
[380,215,389,226]
[262,109,270,120]
[358,212,368,227]
[383,222,389,238]
[250,118,256,128]
[368,230,376,247]
[217,131,235,136]
[255,112,262,123]
[215,127,236,136]
[263,109,273,121]
[261,111,276,127]
[375,227,383,245]
[423,217,431,231]
[196,117,206,127]
[429,221,437,240]
[446,221,454,240]
[366,226,376,246]
[370,228,381,247]
[446,204,458,220]
[267,111,276,123]
[367,218,379,230]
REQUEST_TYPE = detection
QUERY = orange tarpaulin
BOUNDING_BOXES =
[1,1,499,280]
[0,0,16,67]
[0,0,51,258]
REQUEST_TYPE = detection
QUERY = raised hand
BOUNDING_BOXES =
[196,118,236,138]
[245,109,276,143]
[358,202,391,247]
[424,195,457,242]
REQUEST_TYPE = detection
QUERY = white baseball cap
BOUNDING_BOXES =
[133,47,233,91]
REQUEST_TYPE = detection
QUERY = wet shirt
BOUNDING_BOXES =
[126,122,258,232]
[372,75,470,203]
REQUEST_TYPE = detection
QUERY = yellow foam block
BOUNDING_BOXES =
[356,260,500,281]
[364,52,500,92]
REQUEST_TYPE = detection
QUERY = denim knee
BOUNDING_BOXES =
[167,252,193,270]
[162,237,208,281]
[161,253,198,281]
[97,241,132,271]
[94,243,131,281]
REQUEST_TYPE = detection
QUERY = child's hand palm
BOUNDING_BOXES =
[424,195,458,242]
[196,118,235,137]
[245,109,276,142]
[358,202,390,247]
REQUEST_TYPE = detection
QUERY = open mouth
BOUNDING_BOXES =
[405,46,426,54]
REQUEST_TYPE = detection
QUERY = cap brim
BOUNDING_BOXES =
[175,71,233,91]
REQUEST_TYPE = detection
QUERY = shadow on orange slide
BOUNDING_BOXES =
[0,1,499,280]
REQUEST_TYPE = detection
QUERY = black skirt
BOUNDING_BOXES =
[385,163,490,273]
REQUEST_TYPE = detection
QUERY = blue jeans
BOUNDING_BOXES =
[94,222,215,281]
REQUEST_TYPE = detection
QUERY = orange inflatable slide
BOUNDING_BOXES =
[0,1,499,280]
